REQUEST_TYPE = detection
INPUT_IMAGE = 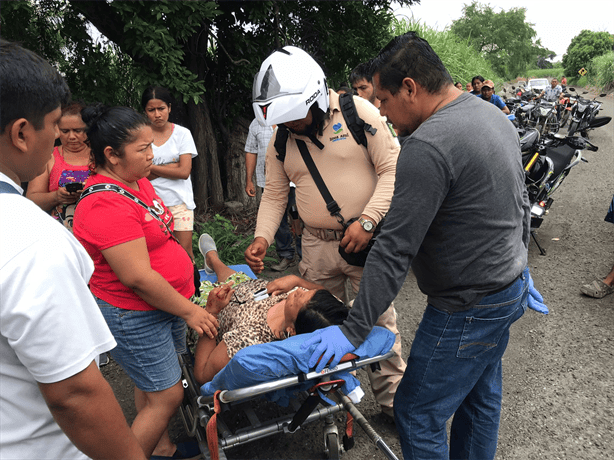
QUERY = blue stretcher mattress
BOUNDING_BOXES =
[199,265,256,283]
[201,326,395,406]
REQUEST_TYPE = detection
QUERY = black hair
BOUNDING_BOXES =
[81,104,150,171]
[471,75,485,85]
[141,85,173,110]
[0,39,70,131]
[295,290,349,335]
[349,62,373,85]
[369,32,452,95]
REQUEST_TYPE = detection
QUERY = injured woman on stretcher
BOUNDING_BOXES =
[191,234,349,385]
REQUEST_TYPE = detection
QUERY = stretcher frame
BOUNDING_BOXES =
[178,351,399,460]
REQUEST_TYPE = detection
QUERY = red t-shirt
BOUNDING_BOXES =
[74,173,194,311]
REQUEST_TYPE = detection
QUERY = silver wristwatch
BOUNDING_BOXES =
[359,217,375,233]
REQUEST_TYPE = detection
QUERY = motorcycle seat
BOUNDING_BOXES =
[544,144,575,178]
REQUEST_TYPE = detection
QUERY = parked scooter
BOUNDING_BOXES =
[566,88,610,137]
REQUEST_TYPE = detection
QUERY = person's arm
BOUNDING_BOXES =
[102,238,218,338]
[26,155,78,211]
[245,151,258,197]
[266,274,325,296]
[38,361,146,460]
[148,154,192,180]
[534,90,544,101]
[194,339,230,385]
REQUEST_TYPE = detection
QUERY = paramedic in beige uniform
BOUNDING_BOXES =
[244,46,405,419]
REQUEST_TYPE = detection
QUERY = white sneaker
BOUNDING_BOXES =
[198,233,217,275]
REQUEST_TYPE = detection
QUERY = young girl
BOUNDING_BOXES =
[141,86,198,259]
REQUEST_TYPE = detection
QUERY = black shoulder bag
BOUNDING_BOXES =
[295,139,384,267]
[79,183,202,293]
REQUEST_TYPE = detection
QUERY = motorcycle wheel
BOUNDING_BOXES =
[560,110,570,127]
[546,114,559,134]
[568,120,578,136]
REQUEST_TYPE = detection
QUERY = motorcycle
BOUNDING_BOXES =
[566,88,610,137]
[521,117,609,254]
[558,92,576,128]
[503,87,535,129]
[527,99,559,136]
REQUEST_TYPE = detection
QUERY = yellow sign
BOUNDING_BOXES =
[578,68,587,76]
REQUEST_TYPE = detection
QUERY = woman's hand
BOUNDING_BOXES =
[56,186,79,205]
[206,283,234,316]
[185,307,219,339]
[267,275,302,296]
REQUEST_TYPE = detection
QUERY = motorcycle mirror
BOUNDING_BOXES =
[568,87,576,92]
[512,86,516,89]
[599,93,606,97]
[582,91,588,94]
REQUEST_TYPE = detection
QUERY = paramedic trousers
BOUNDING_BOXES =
[394,267,529,460]
[299,229,406,416]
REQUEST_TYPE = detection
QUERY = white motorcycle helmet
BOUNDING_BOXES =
[252,46,329,127]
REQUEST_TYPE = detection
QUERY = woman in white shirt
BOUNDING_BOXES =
[141,86,198,260]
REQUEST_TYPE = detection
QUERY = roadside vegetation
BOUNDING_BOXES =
[391,18,501,88]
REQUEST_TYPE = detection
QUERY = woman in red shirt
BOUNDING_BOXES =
[74,105,216,459]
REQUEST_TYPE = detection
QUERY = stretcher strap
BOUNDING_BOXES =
[206,390,223,460]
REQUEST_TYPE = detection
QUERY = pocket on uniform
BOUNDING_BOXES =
[457,308,519,359]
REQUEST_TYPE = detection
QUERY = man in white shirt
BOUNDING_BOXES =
[0,39,146,460]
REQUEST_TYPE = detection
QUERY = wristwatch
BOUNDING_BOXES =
[358,217,376,233]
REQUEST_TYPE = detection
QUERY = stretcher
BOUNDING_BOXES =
[177,267,399,460]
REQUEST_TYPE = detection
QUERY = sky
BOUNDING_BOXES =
[393,0,614,61]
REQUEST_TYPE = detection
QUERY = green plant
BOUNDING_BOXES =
[587,51,614,90]
[192,214,276,268]
[391,18,500,86]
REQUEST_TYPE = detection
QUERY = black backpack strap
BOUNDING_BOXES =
[295,139,344,226]
[338,93,377,148]
[274,125,290,162]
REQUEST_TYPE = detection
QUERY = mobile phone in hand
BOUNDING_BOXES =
[65,182,84,193]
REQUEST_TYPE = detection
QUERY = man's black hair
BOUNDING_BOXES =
[0,39,70,132]
[349,62,373,86]
[295,290,349,335]
[471,75,485,85]
[369,32,452,95]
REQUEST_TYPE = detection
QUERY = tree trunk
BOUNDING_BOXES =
[223,116,256,210]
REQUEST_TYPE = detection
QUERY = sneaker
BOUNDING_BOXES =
[198,233,217,275]
[271,257,295,272]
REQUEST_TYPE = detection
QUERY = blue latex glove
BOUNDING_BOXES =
[528,273,548,314]
[301,326,356,373]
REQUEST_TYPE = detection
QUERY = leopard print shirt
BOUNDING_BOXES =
[217,279,294,358]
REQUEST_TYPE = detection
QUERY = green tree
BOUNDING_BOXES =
[450,1,552,79]
[1,0,416,212]
[562,30,613,78]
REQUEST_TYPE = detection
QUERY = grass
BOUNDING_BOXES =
[521,68,565,80]
[191,213,277,268]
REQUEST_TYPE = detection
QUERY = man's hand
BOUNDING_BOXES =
[301,326,356,373]
[245,180,256,197]
[340,218,373,253]
[527,273,548,314]
[244,237,268,273]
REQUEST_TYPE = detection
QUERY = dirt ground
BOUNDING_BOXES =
[102,89,613,460]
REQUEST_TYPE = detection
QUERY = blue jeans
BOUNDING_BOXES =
[394,267,529,460]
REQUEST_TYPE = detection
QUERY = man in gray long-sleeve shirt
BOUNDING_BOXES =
[303,32,547,460]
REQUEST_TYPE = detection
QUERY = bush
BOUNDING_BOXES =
[587,51,614,90]
[390,18,501,88]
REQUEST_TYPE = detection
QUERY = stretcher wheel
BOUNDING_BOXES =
[325,432,341,460]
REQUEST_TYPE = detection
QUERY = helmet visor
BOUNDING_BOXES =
[253,65,300,102]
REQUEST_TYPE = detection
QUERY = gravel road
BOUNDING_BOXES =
[103,88,613,460]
